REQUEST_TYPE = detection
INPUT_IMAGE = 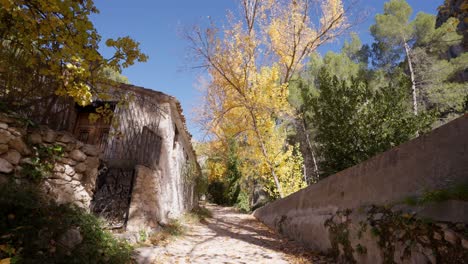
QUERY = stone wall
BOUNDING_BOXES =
[253,115,468,263]
[0,112,101,210]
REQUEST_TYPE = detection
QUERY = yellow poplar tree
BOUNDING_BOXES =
[190,0,347,198]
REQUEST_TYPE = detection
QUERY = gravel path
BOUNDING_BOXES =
[134,204,332,264]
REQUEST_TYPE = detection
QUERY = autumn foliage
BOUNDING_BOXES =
[0,0,147,112]
[191,0,347,198]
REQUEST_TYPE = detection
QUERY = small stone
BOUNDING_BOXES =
[436,223,448,229]
[419,235,430,244]
[0,130,12,144]
[0,144,8,155]
[52,173,72,182]
[0,115,14,123]
[82,144,100,156]
[20,158,33,165]
[0,158,13,173]
[0,123,8,129]
[7,127,21,136]
[374,213,384,220]
[75,163,87,173]
[73,173,83,181]
[8,137,31,155]
[59,158,77,166]
[70,180,82,186]
[421,246,436,264]
[70,149,86,162]
[1,150,21,165]
[48,179,69,185]
[462,239,468,249]
[443,229,458,244]
[28,133,42,144]
[58,228,82,250]
[53,164,65,173]
[42,130,56,143]
[57,133,75,143]
[433,232,442,240]
[64,165,75,176]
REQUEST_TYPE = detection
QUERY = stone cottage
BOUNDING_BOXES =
[32,83,200,232]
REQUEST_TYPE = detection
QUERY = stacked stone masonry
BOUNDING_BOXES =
[0,112,101,210]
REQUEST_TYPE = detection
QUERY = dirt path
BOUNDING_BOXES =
[134,204,332,264]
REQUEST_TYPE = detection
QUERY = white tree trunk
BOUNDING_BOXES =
[404,41,418,116]
[301,117,319,182]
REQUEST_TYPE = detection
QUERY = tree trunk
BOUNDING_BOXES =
[259,139,284,198]
[404,41,418,116]
[300,116,319,183]
[249,109,284,198]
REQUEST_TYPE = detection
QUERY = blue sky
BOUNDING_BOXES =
[90,0,443,139]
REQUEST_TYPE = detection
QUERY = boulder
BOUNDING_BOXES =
[0,123,8,129]
[70,149,86,162]
[0,158,13,174]
[8,137,31,155]
[1,150,21,165]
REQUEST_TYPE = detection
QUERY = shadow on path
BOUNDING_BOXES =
[135,203,332,264]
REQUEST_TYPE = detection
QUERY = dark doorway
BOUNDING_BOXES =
[91,168,135,228]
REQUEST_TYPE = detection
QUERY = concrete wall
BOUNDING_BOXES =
[254,114,468,262]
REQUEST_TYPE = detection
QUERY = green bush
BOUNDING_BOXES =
[235,190,251,213]
[0,182,133,264]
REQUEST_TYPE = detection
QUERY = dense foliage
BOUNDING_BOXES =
[0,0,146,116]
[311,69,432,176]
[0,183,133,264]
[288,0,467,179]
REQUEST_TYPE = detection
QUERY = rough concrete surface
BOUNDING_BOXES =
[135,204,333,264]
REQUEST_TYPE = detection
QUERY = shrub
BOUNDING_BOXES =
[0,182,133,264]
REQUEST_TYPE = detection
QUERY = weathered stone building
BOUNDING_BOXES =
[19,83,201,232]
